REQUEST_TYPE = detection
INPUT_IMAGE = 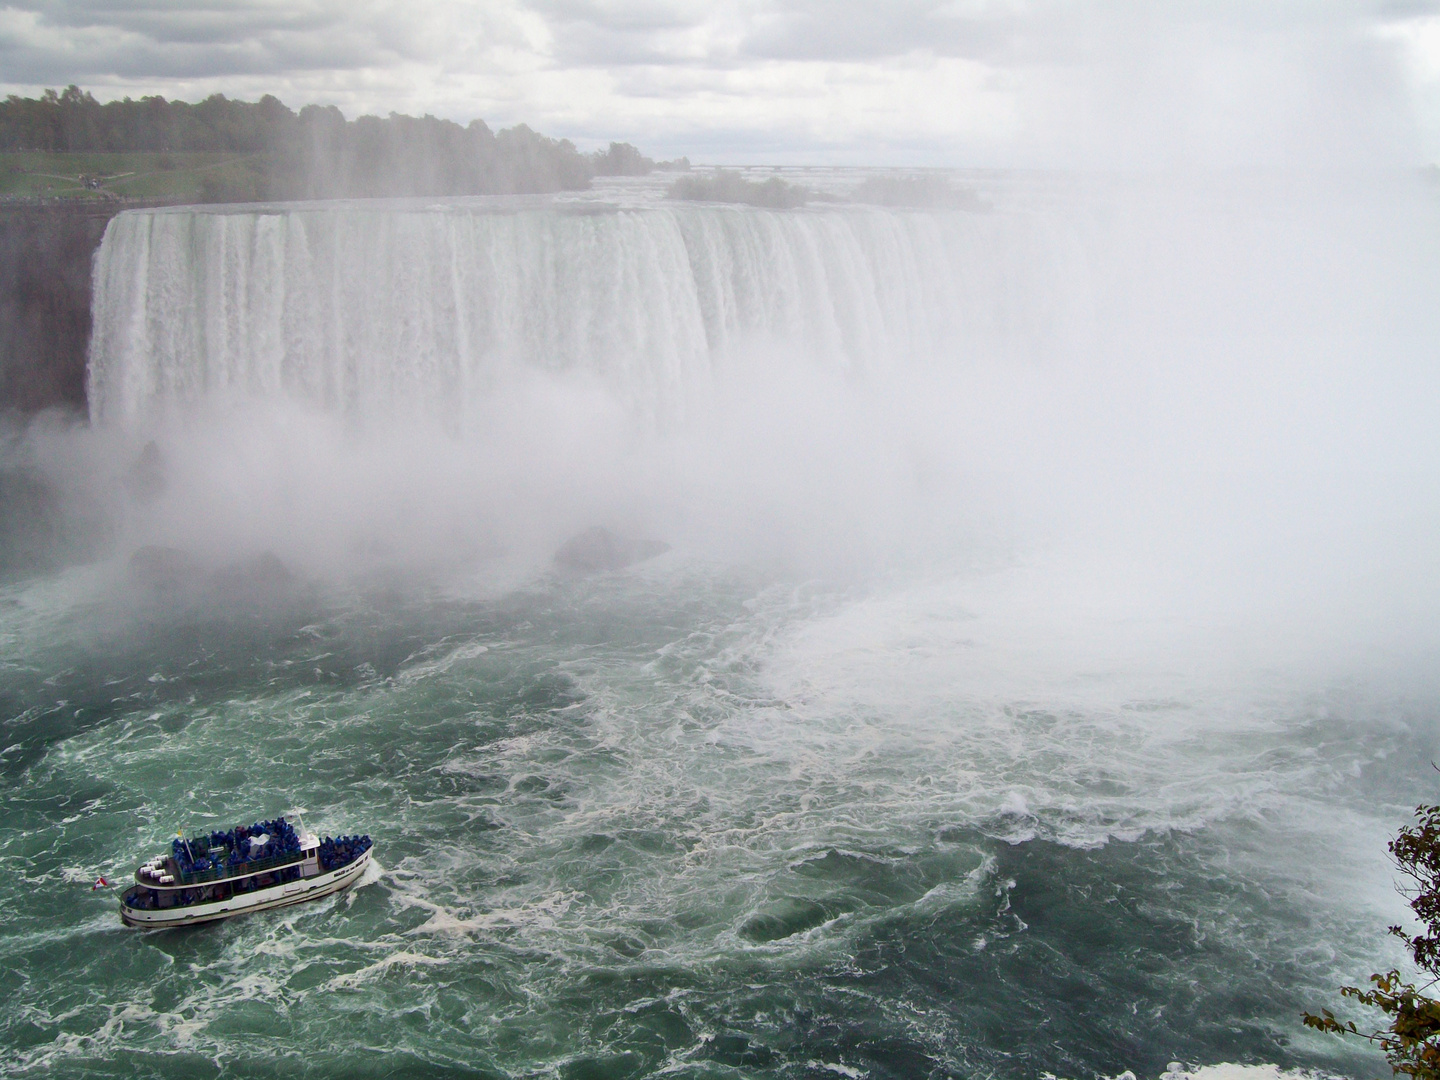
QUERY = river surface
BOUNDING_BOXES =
[1,551,1431,1078]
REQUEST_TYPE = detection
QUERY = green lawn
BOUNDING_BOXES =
[1,151,272,201]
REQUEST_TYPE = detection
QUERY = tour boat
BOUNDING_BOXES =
[118,816,373,929]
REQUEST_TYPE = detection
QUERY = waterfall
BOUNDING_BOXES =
[86,200,1089,427]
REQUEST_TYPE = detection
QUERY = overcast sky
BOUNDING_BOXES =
[2,1,1440,165]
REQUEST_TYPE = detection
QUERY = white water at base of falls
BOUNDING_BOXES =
[86,201,1086,427]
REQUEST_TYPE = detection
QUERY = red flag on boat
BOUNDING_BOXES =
[92,876,108,890]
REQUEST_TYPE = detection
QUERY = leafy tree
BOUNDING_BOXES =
[0,88,601,198]
[1305,803,1440,1078]
[591,141,654,176]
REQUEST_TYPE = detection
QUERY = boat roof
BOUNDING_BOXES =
[135,832,320,889]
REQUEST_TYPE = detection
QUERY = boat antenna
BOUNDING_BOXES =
[177,828,193,863]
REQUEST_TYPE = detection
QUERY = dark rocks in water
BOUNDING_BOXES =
[553,527,669,574]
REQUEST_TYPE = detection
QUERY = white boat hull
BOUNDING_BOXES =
[119,850,372,929]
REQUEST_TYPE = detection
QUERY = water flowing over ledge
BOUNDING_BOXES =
[86,200,1085,426]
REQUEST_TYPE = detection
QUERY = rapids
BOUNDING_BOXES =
[2,173,1439,1078]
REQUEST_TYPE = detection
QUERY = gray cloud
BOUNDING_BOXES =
[531,1,1440,69]
[15,0,337,42]
[0,1,419,83]
[735,1,1014,63]
[1,0,1437,164]
[529,0,1018,68]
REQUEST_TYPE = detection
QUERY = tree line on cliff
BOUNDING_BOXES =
[0,86,681,200]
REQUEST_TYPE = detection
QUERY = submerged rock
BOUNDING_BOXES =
[553,527,669,574]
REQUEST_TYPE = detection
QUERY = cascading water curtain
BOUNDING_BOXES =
[87,202,1089,430]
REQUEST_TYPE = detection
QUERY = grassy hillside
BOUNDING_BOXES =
[1,151,271,202]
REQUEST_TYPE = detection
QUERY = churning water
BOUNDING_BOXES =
[3,173,1439,1078]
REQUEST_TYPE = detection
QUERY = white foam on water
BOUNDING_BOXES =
[394,638,493,686]
[1160,1066,1343,1080]
[1053,1065,1347,1080]
[397,888,580,938]
[809,1060,868,1078]
[322,949,448,991]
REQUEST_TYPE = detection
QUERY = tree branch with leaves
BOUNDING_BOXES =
[1305,803,1440,1079]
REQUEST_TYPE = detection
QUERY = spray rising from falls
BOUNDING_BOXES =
[70,183,1440,637]
[87,201,1088,427]
[73,184,1440,650]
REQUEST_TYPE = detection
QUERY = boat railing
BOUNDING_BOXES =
[173,847,306,885]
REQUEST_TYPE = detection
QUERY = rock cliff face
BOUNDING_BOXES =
[0,204,118,414]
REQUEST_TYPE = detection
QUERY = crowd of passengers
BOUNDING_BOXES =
[172,817,304,876]
[319,835,371,873]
